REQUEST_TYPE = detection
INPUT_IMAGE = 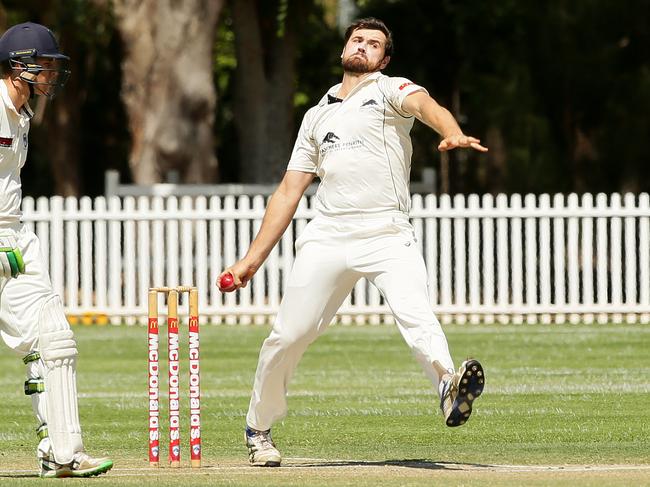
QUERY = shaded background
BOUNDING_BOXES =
[1,0,648,197]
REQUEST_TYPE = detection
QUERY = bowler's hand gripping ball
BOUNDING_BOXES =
[219,272,234,290]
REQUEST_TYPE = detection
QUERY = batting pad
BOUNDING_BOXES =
[38,297,83,464]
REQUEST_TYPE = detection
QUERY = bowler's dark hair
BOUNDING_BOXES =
[344,17,393,58]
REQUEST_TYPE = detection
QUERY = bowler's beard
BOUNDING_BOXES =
[342,54,382,74]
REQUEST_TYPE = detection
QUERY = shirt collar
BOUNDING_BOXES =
[22,101,34,119]
[0,80,34,119]
[324,71,384,105]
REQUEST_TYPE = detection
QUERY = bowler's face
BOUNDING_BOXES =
[341,28,390,74]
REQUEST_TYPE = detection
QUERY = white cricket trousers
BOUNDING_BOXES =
[0,224,62,353]
[246,212,455,431]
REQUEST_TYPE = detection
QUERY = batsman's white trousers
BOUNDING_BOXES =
[246,212,455,431]
[0,224,58,353]
[0,223,85,463]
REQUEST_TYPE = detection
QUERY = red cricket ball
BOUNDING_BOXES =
[219,272,234,290]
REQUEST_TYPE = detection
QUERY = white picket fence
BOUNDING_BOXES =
[21,192,650,325]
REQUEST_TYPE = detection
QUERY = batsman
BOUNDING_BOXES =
[219,18,488,467]
[0,22,112,477]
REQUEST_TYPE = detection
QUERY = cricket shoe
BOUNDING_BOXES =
[39,444,113,478]
[440,359,485,427]
[245,426,281,467]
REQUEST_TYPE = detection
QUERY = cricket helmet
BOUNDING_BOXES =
[0,22,70,98]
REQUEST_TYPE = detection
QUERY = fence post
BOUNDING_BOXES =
[453,194,467,324]
[610,193,623,324]
[208,196,223,324]
[124,197,137,325]
[425,194,438,322]
[64,197,79,317]
[596,193,609,324]
[624,193,637,324]
[468,194,480,324]
[510,194,523,325]
[496,194,509,324]
[94,197,108,317]
[439,194,452,324]
[238,195,252,325]
[223,196,237,324]
[482,194,495,325]
[109,197,123,325]
[524,194,538,325]
[639,193,650,324]
[137,196,152,325]
[539,194,551,325]
[567,193,580,324]
[581,194,594,324]
[80,197,93,318]
[553,194,566,324]
[194,196,209,324]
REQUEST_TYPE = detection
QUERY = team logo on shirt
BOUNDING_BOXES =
[398,82,414,90]
[361,99,378,107]
[322,132,340,144]
[0,136,13,147]
[319,131,363,155]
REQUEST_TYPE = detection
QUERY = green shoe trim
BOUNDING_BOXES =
[70,460,114,478]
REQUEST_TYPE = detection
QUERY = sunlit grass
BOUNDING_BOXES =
[0,323,648,486]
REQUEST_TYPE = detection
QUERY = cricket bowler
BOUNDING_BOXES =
[219,17,488,467]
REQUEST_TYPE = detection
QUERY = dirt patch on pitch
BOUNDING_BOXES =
[3,458,650,487]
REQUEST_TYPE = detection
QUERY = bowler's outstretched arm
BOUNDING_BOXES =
[402,91,488,152]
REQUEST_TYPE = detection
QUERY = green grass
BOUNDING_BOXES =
[0,324,649,486]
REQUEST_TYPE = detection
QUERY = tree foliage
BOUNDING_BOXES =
[357,0,650,194]
[0,0,647,195]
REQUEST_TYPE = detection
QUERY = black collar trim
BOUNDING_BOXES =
[327,94,343,104]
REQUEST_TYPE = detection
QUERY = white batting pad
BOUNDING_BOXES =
[38,297,83,464]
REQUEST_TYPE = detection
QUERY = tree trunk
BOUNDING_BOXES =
[113,0,223,184]
[232,0,268,183]
[41,84,82,196]
[232,0,298,184]
[41,22,82,196]
[265,8,297,183]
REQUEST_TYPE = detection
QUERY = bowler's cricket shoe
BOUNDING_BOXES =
[39,450,113,478]
[440,359,485,427]
[245,426,281,467]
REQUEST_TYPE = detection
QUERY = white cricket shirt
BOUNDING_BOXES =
[0,80,32,225]
[287,71,426,216]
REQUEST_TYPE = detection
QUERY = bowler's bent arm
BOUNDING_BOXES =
[220,170,315,290]
[247,170,315,267]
